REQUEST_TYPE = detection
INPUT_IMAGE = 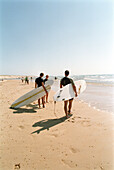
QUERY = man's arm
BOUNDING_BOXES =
[60,79,62,88]
[35,82,37,88]
[42,82,48,95]
[72,84,77,97]
[70,79,77,97]
[60,84,62,88]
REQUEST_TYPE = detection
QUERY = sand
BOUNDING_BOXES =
[0,79,114,170]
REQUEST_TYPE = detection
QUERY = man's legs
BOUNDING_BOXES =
[46,93,48,103]
[42,96,45,108]
[43,94,48,103]
[38,99,40,108]
[64,100,68,118]
[68,99,73,114]
[38,97,45,108]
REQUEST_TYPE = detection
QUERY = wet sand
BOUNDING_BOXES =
[0,80,114,170]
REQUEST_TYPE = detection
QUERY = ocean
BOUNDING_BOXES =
[52,74,114,113]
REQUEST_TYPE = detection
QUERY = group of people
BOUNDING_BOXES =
[21,76,33,84]
[35,70,77,118]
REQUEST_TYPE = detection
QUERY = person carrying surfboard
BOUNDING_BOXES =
[35,73,48,108]
[60,70,77,118]
[44,75,49,103]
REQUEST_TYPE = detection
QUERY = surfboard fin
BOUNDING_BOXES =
[78,85,81,94]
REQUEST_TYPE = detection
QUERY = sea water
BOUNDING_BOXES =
[78,83,114,113]
[73,74,114,113]
[52,74,114,113]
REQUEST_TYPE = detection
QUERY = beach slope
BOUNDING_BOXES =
[0,80,114,170]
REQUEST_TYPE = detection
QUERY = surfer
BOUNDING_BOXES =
[44,75,49,103]
[35,73,48,108]
[60,70,77,118]
[44,75,49,83]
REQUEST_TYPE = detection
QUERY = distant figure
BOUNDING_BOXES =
[25,76,29,84]
[44,75,49,103]
[55,77,57,80]
[30,77,33,82]
[60,70,77,118]
[21,77,24,83]
[35,73,48,108]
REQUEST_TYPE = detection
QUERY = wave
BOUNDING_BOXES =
[78,99,114,114]
[84,77,114,82]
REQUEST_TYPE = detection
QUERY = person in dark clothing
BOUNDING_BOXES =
[44,75,49,84]
[60,70,77,118]
[43,75,49,103]
[35,73,48,108]
[25,76,29,84]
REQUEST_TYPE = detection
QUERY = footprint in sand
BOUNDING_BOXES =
[94,166,104,170]
[70,147,80,153]
[76,116,82,119]
[67,117,76,123]
[14,163,20,169]
[96,123,103,127]
[51,129,58,132]
[77,120,91,127]
[61,159,78,168]
[19,125,24,129]
[69,120,75,123]
[51,133,59,137]
[67,117,91,127]
[81,120,91,127]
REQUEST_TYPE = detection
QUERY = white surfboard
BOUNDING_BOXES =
[51,79,60,92]
[53,80,86,101]
[11,80,54,108]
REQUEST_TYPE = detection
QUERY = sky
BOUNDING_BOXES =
[0,0,114,76]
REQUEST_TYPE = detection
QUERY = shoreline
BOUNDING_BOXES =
[1,79,113,114]
[77,99,114,115]
[0,80,114,169]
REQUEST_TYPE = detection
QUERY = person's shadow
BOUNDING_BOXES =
[31,116,69,134]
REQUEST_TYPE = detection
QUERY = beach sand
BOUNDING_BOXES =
[0,80,114,170]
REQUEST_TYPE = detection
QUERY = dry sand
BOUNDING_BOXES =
[0,80,114,170]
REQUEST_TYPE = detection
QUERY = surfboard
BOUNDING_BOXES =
[51,79,60,92]
[11,80,54,108]
[53,80,86,101]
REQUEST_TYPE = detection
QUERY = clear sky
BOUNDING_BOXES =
[0,0,114,76]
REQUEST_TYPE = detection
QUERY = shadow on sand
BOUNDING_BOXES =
[10,104,40,114]
[31,116,70,134]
